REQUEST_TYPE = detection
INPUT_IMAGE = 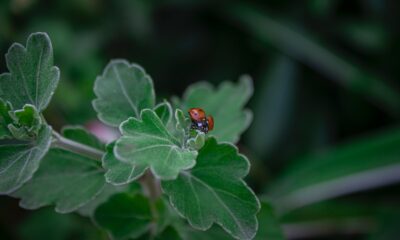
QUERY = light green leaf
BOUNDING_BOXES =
[12,128,106,213]
[269,127,400,212]
[0,125,52,194]
[103,142,147,185]
[8,104,42,139]
[162,138,260,240]
[93,60,155,127]
[187,132,205,150]
[115,109,197,180]
[180,76,253,143]
[175,202,284,240]
[174,109,191,142]
[1,102,42,140]
[0,32,60,112]
[94,193,152,239]
[154,101,173,127]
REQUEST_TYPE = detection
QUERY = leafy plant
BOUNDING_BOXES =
[0,32,280,240]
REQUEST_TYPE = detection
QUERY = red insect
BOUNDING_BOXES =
[188,108,214,133]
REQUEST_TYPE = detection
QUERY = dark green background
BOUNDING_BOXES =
[1,0,400,239]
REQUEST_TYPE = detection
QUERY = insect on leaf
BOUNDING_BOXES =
[180,76,253,143]
[115,109,197,180]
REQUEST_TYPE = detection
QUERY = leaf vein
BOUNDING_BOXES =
[113,66,139,117]
[188,173,248,238]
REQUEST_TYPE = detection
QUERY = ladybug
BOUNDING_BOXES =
[188,108,214,133]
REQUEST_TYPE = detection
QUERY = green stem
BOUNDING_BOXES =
[51,131,104,161]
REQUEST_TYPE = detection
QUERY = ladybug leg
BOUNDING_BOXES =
[190,121,198,130]
[201,119,209,133]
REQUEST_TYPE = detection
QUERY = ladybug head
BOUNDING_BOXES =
[188,108,206,121]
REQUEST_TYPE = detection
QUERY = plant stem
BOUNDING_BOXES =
[51,131,104,161]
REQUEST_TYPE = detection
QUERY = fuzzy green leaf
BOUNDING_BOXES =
[0,125,52,194]
[8,104,42,139]
[94,193,152,239]
[180,202,284,240]
[93,60,155,127]
[180,76,253,143]
[12,128,106,213]
[0,32,60,112]
[187,132,205,150]
[174,109,191,140]
[155,101,173,127]
[115,109,197,180]
[162,138,260,240]
[103,142,147,185]
[103,103,176,185]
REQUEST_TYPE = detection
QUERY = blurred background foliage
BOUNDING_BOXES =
[1,0,400,239]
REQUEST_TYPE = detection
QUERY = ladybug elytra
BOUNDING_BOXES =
[188,108,214,133]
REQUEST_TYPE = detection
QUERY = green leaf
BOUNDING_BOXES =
[94,193,152,239]
[187,132,205,150]
[174,109,191,142]
[174,202,284,240]
[13,105,40,128]
[12,128,106,213]
[103,142,147,185]
[186,226,233,240]
[0,125,51,194]
[0,32,60,112]
[180,76,253,143]
[162,138,260,240]
[154,101,173,127]
[62,126,104,150]
[77,183,138,217]
[269,127,400,212]
[93,60,155,127]
[115,109,197,180]
[1,102,43,140]
[155,226,183,240]
[8,104,42,139]
[182,202,284,240]
[0,98,13,139]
